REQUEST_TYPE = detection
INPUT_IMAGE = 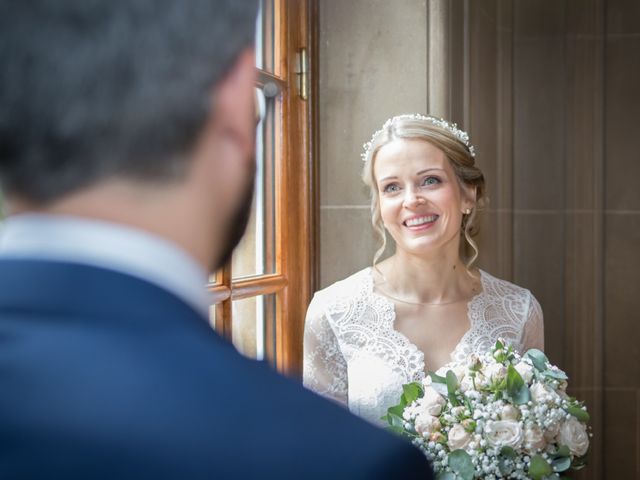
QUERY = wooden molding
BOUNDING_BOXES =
[276,0,315,378]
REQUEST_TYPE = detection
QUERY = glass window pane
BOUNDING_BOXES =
[208,305,216,330]
[255,0,276,75]
[0,189,5,221]
[232,88,276,278]
[231,294,276,363]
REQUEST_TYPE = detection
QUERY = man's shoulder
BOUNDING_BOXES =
[0,259,433,479]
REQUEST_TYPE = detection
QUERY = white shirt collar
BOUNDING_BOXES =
[0,213,211,317]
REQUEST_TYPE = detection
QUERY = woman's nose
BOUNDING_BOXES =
[402,189,425,208]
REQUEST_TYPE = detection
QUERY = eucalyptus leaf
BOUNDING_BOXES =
[498,446,517,475]
[387,404,405,419]
[446,370,461,406]
[544,474,561,480]
[507,365,524,393]
[565,405,590,422]
[552,456,571,473]
[554,445,570,458]
[446,370,460,393]
[448,449,474,480]
[429,371,447,384]
[500,446,517,459]
[402,382,424,404]
[526,349,549,372]
[543,369,568,381]
[529,454,553,480]
[386,412,404,430]
[512,384,531,404]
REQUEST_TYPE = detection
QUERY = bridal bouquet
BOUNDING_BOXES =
[383,341,590,480]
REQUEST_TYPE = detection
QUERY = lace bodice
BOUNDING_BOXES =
[303,267,544,425]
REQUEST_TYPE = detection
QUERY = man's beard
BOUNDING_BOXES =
[212,170,256,271]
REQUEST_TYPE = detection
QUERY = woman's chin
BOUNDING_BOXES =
[393,233,461,258]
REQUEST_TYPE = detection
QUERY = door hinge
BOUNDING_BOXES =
[295,47,309,101]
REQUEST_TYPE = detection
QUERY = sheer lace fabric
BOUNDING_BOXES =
[303,268,544,425]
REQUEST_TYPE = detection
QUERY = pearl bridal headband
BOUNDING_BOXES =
[361,113,476,162]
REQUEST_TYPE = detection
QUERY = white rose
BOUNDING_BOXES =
[500,405,521,421]
[421,386,446,416]
[530,382,556,404]
[414,413,441,437]
[514,362,534,383]
[486,363,508,382]
[484,420,523,449]
[523,425,547,452]
[558,417,589,457]
[447,423,472,450]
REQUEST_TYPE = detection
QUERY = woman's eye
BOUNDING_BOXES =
[422,176,441,186]
[382,183,400,193]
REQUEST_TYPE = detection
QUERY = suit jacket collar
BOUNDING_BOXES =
[0,259,212,334]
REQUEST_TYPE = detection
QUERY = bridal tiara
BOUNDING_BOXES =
[361,113,476,162]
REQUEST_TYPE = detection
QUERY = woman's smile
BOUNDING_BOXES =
[403,214,439,230]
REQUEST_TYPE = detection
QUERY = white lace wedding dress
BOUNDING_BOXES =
[303,267,544,425]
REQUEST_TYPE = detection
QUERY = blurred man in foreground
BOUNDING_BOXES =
[0,1,433,478]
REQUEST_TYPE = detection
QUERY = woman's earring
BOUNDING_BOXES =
[464,208,472,215]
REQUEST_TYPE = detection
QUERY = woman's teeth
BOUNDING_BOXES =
[405,215,438,227]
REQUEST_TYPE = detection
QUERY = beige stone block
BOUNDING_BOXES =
[604,213,640,389]
[513,37,565,211]
[512,212,565,365]
[607,0,640,34]
[514,0,565,37]
[605,36,640,210]
[319,0,428,206]
[603,388,638,477]
[319,207,380,289]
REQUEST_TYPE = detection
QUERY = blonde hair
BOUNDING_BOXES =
[361,114,487,269]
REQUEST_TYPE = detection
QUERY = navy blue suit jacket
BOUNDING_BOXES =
[0,259,433,479]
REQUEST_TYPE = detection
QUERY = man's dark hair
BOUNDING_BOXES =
[0,0,257,203]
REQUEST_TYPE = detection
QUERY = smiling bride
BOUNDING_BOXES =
[303,114,544,426]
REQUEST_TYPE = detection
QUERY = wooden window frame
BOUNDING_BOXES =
[208,0,318,379]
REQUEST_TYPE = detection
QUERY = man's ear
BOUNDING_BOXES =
[210,47,257,160]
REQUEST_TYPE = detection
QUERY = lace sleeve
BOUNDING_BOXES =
[302,294,348,406]
[521,292,545,352]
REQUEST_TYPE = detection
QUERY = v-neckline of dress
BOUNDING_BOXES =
[364,266,487,380]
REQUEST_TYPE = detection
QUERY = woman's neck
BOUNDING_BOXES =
[375,245,479,305]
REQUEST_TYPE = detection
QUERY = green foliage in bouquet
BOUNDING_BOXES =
[383,340,591,480]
